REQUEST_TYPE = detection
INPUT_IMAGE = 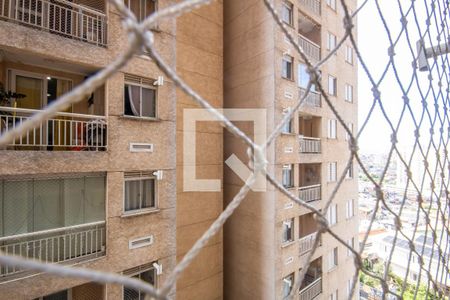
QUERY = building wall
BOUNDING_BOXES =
[175,1,224,300]
[0,0,178,299]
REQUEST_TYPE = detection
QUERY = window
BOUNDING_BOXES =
[346,162,353,179]
[34,290,70,300]
[330,290,338,300]
[328,162,337,182]
[282,108,293,134]
[282,218,294,243]
[327,32,337,51]
[346,199,355,219]
[282,164,294,188]
[0,174,106,238]
[282,55,294,80]
[347,237,355,256]
[327,119,337,139]
[326,0,336,10]
[124,172,157,213]
[328,75,337,96]
[345,45,354,64]
[123,264,157,299]
[345,84,353,102]
[282,118,293,134]
[328,247,338,270]
[345,122,354,141]
[346,279,352,298]
[124,74,157,118]
[282,273,294,298]
[327,204,337,225]
[125,0,157,22]
[281,1,293,26]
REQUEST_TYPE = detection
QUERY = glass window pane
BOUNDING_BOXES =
[142,179,155,208]
[15,75,43,109]
[140,269,156,286]
[124,84,141,117]
[34,179,62,232]
[63,177,85,226]
[84,176,106,222]
[141,88,156,117]
[125,180,141,211]
[123,287,139,300]
[3,180,32,236]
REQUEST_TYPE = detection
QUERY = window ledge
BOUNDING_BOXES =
[120,115,160,122]
[281,132,297,136]
[281,240,296,248]
[328,266,338,273]
[121,208,160,218]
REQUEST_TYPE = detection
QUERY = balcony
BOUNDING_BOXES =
[299,87,321,108]
[0,56,107,151]
[298,184,321,202]
[0,0,107,46]
[298,35,321,62]
[299,277,322,300]
[299,257,322,300]
[299,136,321,153]
[0,173,106,279]
[299,232,317,255]
[0,222,105,278]
[0,107,107,151]
[298,0,321,17]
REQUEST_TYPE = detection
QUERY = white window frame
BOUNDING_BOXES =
[330,289,338,300]
[345,122,354,141]
[346,279,352,298]
[282,108,293,134]
[282,55,294,80]
[346,199,355,219]
[123,263,158,299]
[328,162,337,182]
[282,218,294,244]
[345,45,354,64]
[124,74,158,119]
[282,164,294,188]
[345,84,353,102]
[327,204,337,225]
[328,247,338,270]
[328,119,337,139]
[347,237,355,257]
[346,161,353,179]
[123,172,158,215]
[326,0,336,10]
[282,273,294,298]
[328,75,337,96]
[281,1,293,26]
[327,32,337,51]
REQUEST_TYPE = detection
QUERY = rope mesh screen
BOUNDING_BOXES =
[0,0,449,299]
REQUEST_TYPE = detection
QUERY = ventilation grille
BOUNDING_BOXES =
[124,74,154,86]
[129,143,154,153]
[129,235,154,250]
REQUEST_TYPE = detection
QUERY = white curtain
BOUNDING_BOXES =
[128,85,140,116]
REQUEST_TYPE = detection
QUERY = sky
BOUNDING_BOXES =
[356,0,445,155]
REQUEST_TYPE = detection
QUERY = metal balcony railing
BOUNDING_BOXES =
[299,232,317,255]
[0,0,107,46]
[298,0,321,17]
[0,221,106,278]
[299,277,322,300]
[298,34,321,62]
[299,87,322,108]
[299,136,321,153]
[0,107,107,151]
[298,184,321,203]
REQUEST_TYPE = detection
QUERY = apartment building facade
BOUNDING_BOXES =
[223,0,358,299]
[0,0,357,298]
